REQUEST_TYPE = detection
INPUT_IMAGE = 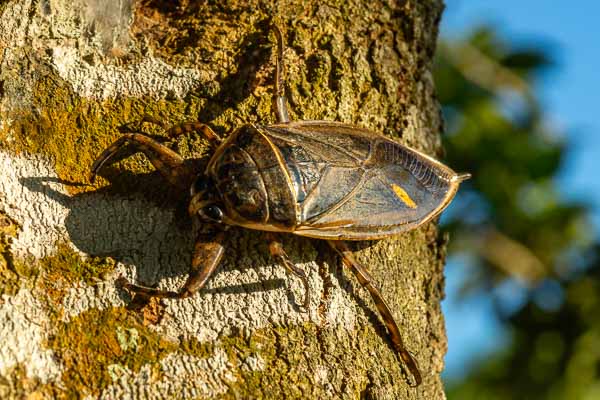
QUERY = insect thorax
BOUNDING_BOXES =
[208,125,298,229]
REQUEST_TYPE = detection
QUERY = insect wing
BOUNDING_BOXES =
[262,121,464,240]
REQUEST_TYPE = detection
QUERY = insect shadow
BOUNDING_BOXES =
[313,241,398,346]
[19,174,405,356]
[15,21,284,304]
[18,175,289,302]
[187,22,275,126]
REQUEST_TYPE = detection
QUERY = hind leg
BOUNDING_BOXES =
[328,240,422,387]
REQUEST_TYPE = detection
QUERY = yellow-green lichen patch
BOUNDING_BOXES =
[0,363,52,400]
[46,307,178,398]
[34,242,116,304]
[176,321,403,399]
[131,1,268,69]
[4,239,116,310]
[176,325,288,398]
[178,336,218,361]
[1,70,212,200]
[0,211,20,296]
[38,242,115,287]
[40,298,420,398]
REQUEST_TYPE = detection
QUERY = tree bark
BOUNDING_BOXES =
[0,0,447,398]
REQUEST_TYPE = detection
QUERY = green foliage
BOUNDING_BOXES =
[446,250,600,399]
[435,26,599,398]
[436,26,591,281]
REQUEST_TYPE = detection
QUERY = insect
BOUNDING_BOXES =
[90,25,470,387]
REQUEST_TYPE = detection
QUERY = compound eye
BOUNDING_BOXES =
[199,205,223,223]
[191,176,210,196]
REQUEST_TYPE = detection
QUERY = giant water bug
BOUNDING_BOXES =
[91,25,470,387]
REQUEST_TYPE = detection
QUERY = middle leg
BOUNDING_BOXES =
[267,233,310,309]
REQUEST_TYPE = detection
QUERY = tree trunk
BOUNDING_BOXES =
[0,0,448,398]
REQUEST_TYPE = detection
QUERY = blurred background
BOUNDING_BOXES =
[436,1,600,399]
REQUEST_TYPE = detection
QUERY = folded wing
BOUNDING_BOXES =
[262,121,465,240]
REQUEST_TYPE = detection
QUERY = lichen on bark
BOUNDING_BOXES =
[0,0,448,398]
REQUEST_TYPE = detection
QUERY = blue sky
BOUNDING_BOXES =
[439,0,600,382]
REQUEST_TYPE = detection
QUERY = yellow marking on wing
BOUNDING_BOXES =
[391,184,417,209]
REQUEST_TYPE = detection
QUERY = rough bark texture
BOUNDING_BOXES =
[0,0,447,398]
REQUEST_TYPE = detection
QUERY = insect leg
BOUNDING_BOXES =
[128,115,223,146]
[328,240,422,387]
[90,133,195,190]
[271,25,290,123]
[166,121,222,144]
[118,230,226,299]
[267,233,310,309]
